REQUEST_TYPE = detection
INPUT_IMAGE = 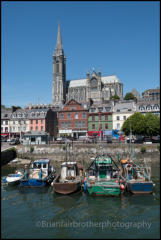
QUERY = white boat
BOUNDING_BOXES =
[4,171,24,185]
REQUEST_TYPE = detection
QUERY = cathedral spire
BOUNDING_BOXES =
[53,22,64,56]
[56,22,63,50]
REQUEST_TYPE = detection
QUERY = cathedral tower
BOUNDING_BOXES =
[52,23,66,106]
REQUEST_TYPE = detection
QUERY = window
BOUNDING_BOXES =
[91,108,96,113]
[117,116,120,121]
[68,113,71,119]
[41,126,44,131]
[31,127,33,131]
[18,127,20,131]
[56,63,59,73]
[92,116,95,121]
[79,121,81,128]
[5,127,8,132]
[31,120,33,124]
[75,121,78,128]
[82,112,86,119]
[99,115,101,121]
[24,120,26,124]
[61,122,64,128]
[1,127,3,132]
[82,121,85,128]
[61,113,64,120]
[123,116,126,120]
[117,123,120,130]
[98,107,103,112]
[13,126,15,131]
[68,121,71,128]
[139,106,145,111]
[4,114,8,117]
[92,124,95,130]
[31,137,35,142]
[23,127,26,131]
[105,115,108,121]
[146,105,152,111]
[99,124,102,130]
[153,104,159,110]
[105,107,111,112]
[75,113,78,119]
[41,120,43,124]
[36,126,38,131]
[36,120,38,124]
[70,106,76,110]
[65,122,68,128]
[105,123,108,129]
[5,120,8,125]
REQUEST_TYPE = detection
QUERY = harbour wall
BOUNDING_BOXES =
[1,148,17,166]
[16,143,160,169]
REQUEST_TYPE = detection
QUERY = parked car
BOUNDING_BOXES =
[106,136,112,143]
[119,136,125,142]
[151,136,160,143]
[83,137,93,143]
[1,136,7,142]
[9,139,20,145]
[56,137,65,144]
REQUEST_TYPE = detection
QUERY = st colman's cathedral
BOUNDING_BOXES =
[52,24,123,107]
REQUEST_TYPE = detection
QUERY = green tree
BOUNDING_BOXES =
[144,113,160,136]
[124,92,135,100]
[110,94,120,100]
[121,112,146,136]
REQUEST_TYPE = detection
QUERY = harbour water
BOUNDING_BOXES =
[1,157,160,239]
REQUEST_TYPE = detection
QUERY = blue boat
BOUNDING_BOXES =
[20,159,56,187]
[120,159,154,194]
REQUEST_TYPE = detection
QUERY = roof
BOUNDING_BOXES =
[34,159,50,164]
[113,101,136,112]
[68,75,120,88]
[23,131,49,136]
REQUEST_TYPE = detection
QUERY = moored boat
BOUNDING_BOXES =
[20,159,56,187]
[3,171,24,186]
[53,162,84,194]
[85,154,124,196]
[120,159,154,194]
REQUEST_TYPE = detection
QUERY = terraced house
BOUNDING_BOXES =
[88,102,113,138]
[58,99,89,138]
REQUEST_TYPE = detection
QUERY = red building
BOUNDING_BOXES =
[58,99,89,138]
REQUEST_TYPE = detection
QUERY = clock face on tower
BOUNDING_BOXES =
[91,78,97,91]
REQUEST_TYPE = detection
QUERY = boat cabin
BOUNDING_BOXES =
[87,155,118,180]
[29,159,53,179]
[60,162,79,180]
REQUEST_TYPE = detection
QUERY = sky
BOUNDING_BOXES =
[1,1,160,108]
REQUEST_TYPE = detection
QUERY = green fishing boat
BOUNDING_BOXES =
[85,154,122,196]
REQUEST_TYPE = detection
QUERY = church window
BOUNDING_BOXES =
[56,63,59,73]
[91,78,97,91]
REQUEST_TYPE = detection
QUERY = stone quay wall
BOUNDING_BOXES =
[16,143,160,169]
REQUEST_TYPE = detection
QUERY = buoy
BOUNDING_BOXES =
[115,180,119,183]
[120,179,123,183]
[15,170,18,174]
[120,184,125,190]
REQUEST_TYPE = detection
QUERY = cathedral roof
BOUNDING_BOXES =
[68,75,120,88]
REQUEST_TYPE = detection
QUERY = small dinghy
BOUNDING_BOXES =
[3,171,24,186]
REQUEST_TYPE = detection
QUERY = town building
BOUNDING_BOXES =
[142,88,160,101]
[1,108,12,139]
[22,131,49,145]
[88,102,113,138]
[58,99,89,138]
[52,24,123,107]
[136,99,160,116]
[112,100,136,130]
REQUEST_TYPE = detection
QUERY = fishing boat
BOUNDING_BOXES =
[2,171,24,186]
[53,161,84,194]
[20,159,56,187]
[85,154,124,196]
[120,158,154,194]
